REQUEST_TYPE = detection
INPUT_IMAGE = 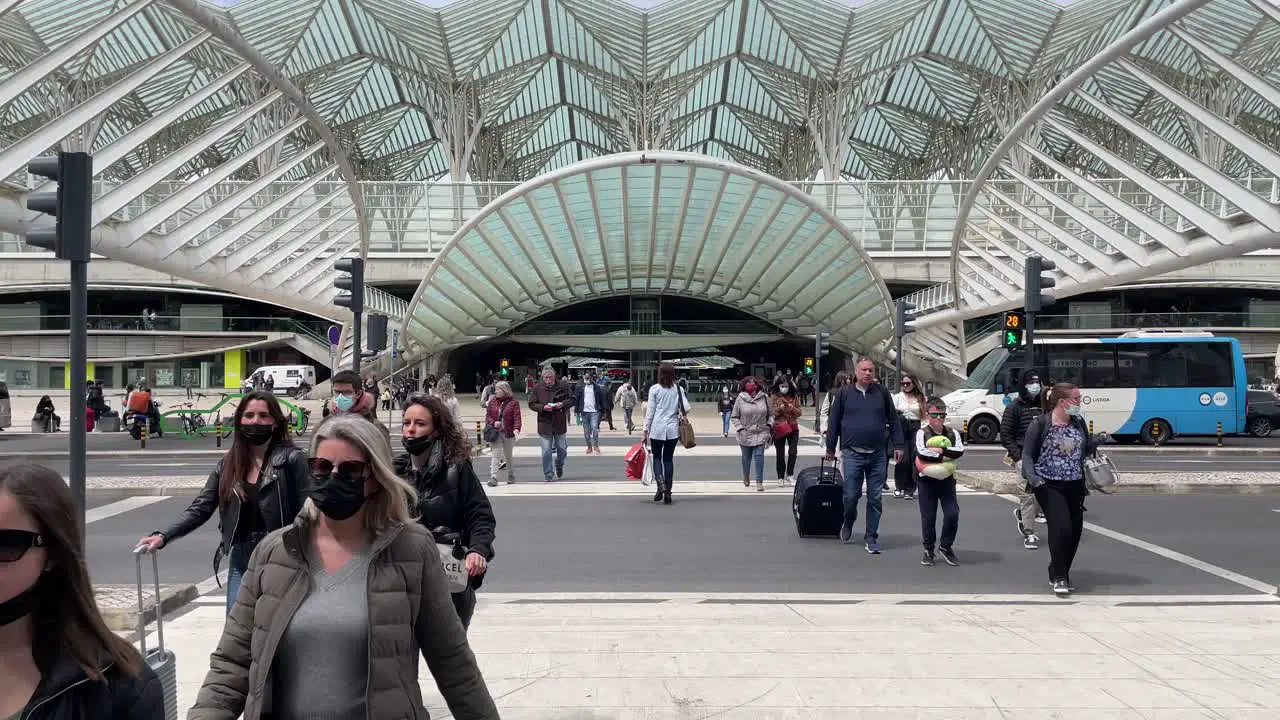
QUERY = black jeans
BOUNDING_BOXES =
[774,428,798,478]
[1033,480,1087,583]
[917,476,959,551]
[894,420,920,494]
[452,586,477,630]
[650,438,678,488]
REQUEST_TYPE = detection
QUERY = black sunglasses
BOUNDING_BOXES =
[307,458,369,479]
[0,529,46,563]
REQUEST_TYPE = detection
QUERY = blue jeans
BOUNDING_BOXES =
[582,411,600,448]
[841,449,888,542]
[623,407,634,430]
[721,411,731,435]
[225,542,252,615]
[539,433,567,479]
[739,444,765,482]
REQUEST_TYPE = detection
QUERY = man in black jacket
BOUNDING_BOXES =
[1000,369,1045,550]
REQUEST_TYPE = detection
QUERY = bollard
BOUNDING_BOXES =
[1088,420,1094,435]
[475,420,482,446]
[140,423,147,450]
[961,420,968,441]
[215,414,222,448]
[1152,420,1162,446]
[1217,420,1223,447]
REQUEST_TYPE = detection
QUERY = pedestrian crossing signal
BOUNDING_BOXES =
[803,357,814,374]
[500,358,510,368]
[1001,311,1025,348]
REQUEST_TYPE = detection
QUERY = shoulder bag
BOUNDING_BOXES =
[1083,451,1119,494]
[677,389,697,449]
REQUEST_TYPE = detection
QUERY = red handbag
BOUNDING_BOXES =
[624,442,647,480]
[774,420,795,437]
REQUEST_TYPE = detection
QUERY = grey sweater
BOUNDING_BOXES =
[272,545,372,720]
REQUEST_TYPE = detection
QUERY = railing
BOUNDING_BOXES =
[5,176,1275,274]
[1036,311,1280,331]
[514,320,783,336]
[900,282,954,315]
[964,318,1002,344]
[0,314,332,336]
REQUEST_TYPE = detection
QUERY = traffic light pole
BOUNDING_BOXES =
[69,257,87,542]
[813,334,823,433]
[1024,310,1036,374]
[351,311,362,373]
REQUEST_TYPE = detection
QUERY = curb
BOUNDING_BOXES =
[99,583,200,632]
[956,471,1280,496]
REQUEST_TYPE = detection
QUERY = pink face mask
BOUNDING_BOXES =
[744,383,758,394]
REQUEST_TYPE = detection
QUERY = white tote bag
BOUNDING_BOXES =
[640,452,654,487]
[437,543,469,593]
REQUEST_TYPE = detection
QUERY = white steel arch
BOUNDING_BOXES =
[0,0,368,324]
[908,0,1280,374]
[401,151,896,356]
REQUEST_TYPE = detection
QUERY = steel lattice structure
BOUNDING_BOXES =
[0,0,1277,371]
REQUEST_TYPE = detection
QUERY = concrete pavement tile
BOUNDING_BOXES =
[1131,711,1233,720]
[1116,652,1244,681]
[1216,654,1280,679]
[1098,679,1215,709]
[789,678,1000,708]
[980,679,1132,709]
[1001,712,1144,720]
[1170,678,1280,709]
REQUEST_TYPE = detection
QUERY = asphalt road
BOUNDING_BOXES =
[83,489,1280,597]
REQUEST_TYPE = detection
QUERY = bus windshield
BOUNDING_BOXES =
[965,348,1009,390]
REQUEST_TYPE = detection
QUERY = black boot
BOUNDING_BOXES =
[653,482,664,502]
[663,488,672,505]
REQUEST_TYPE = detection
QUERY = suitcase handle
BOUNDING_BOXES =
[133,545,166,657]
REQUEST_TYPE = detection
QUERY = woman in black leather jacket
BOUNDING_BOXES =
[0,464,163,719]
[394,393,496,630]
[136,391,308,612]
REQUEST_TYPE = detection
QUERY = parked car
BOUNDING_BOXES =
[1246,389,1280,437]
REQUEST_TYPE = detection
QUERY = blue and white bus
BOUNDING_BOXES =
[943,331,1248,445]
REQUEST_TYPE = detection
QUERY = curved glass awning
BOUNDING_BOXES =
[402,151,894,354]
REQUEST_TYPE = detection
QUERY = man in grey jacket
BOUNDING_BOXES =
[825,357,905,554]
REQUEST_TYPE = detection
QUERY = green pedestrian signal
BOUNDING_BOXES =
[1001,311,1025,348]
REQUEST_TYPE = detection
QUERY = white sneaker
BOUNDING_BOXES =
[786,475,794,486]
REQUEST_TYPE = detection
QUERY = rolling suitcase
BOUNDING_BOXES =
[135,547,179,720]
[792,457,843,538]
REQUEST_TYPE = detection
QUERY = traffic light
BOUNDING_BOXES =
[1001,311,1025,348]
[26,152,93,262]
[1024,255,1056,313]
[366,314,388,352]
[894,298,918,339]
[499,358,510,378]
[815,332,831,356]
[803,357,814,375]
[333,257,364,313]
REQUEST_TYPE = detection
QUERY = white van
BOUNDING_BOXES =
[251,365,316,394]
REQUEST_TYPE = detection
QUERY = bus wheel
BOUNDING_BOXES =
[967,416,999,444]
[1139,419,1172,445]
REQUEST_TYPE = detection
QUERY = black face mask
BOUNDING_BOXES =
[240,424,274,446]
[0,579,42,627]
[402,434,432,457]
[309,469,368,521]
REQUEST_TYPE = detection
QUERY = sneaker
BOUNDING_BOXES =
[865,541,882,555]
[893,489,904,499]
[1024,534,1040,550]
[839,522,853,544]
[1052,579,1071,596]
[904,493,915,501]
[488,478,498,487]
[1036,513,1047,524]
[921,550,935,566]
[498,460,508,470]
[556,468,564,480]
[544,476,553,483]
[507,477,516,484]
[785,475,794,486]
[939,547,959,566]
[1013,507,1027,536]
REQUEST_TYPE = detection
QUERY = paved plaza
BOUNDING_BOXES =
[89,481,1280,718]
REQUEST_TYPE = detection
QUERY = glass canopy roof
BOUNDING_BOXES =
[402,151,895,352]
[5,0,1274,188]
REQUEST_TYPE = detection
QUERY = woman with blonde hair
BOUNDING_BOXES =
[434,376,464,426]
[189,413,499,720]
